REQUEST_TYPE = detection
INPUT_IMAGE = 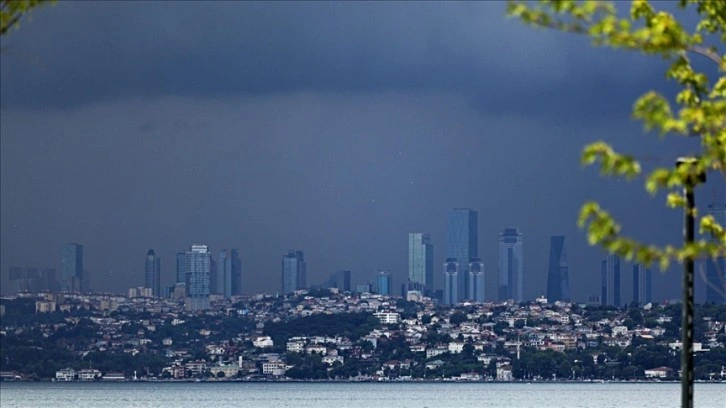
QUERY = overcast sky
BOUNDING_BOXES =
[1,1,720,301]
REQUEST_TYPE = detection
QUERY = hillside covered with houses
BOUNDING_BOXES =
[1,289,725,382]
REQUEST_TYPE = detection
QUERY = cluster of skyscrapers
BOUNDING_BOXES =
[5,202,725,306]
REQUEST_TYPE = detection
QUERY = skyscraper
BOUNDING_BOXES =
[447,209,478,302]
[61,243,83,292]
[185,244,211,310]
[218,249,242,298]
[704,201,725,304]
[468,258,485,302]
[376,269,392,296]
[545,235,570,302]
[601,254,621,306]
[335,270,352,292]
[443,258,459,305]
[176,252,186,283]
[498,228,524,302]
[408,233,434,294]
[633,264,652,305]
[281,250,306,294]
[145,249,161,297]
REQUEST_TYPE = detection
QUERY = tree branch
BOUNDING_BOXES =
[687,45,723,68]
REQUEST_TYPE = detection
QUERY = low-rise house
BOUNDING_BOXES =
[55,368,76,381]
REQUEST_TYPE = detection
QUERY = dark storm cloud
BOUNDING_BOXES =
[1,1,662,118]
[1,1,715,300]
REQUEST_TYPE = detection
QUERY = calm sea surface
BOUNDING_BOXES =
[0,382,724,408]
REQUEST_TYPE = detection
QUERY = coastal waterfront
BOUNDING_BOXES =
[1,382,725,408]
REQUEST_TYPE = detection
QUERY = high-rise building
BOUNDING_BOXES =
[209,256,218,295]
[408,233,434,294]
[218,249,242,298]
[601,254,621,306]
[704,201,726,304]
[334,270,352,292]
[447,209,478,302]
[468,258,485,302]
[61,243,83,292]
[185,244,211,310]
[176,252,186,284]
[376,270,392,296]
[281,250,306,294]
[633,264,652,305]
[145,249,161,297]
[443,258,459,305]
[498,228,523,302]
[545,236,570,302]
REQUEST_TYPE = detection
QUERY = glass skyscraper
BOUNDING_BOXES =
[281,250,306,295]
[408,233,434,294]
[633,264,652,305]
[704,201,725,304]
[185,244,211,310]
[447,209,478,303]
[376,270,392,296]
[443,258,459,305]
[145,249,161,297]
[218,249,242,298]
[468,258,485,302]
[175,252,186,283]
[545,235,570,302]
[498,228,523,302]
[601,254,621,306]
[61,243,83,293]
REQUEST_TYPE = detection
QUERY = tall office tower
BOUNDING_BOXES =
[218,249,242,298]
[498,228,524,302]
[185,244,211,310]
[281,250,306,294]
[336,270,351,292]
[447,209,478,302]
[41,268,58,291]
[61,243,84,292]
[545,236,570,302]
[209,256,218,295]
[632,264,652,305]
[443,258,459,305]
[705,201,726,304]
[145,249,161,297]
[376,270,392,296]
[176,252,186,283]
[408,233,434,294]
[601,254,621,306]
[468,258,485,302]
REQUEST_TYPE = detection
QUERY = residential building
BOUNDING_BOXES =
[601,255,621,307]
[185,244,211,311]
[447,209,478,303]
[546,235,570,302]
[61,243,84,292]
[498,228,524,302]
[633,264,652,305]
[281,250,306,294]
[145,249,161,297]
[443,258,459,305]
[468,258,485,302]
[408,233,434,294]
